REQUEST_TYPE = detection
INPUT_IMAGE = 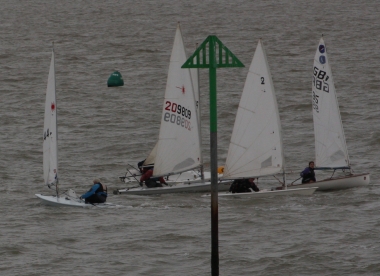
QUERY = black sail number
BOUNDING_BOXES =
[313,67,329,93]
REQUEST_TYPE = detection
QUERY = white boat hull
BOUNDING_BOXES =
[287,173,370,191]
[36,189,116,207]
[209,187,317,198]
[36,193,89,207]
[115,180,231,195]
[120,170,212,184]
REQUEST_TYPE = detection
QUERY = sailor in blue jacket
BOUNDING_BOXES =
[300,161,316,183]
[80,178,107,204]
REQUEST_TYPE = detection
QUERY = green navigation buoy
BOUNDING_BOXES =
[107,71,124,87]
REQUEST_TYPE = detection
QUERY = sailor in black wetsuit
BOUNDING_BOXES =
[229,178,259,193]
[300,161,316,183]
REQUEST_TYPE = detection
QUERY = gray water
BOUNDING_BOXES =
[1,0,380,275]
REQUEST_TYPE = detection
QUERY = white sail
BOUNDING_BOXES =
[152,24,201,177]
[312,37,350,168]
[143,142,157,166]
[43,49,58,186]
[144,69,199,168]
[223,39,284,179]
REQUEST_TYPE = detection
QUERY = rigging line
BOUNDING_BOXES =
[61,190,99,207]
[126,168,141,182]
[272,175,284,185]
[127,163,141,171]
[47,182,55,189]
[290,176,302,185]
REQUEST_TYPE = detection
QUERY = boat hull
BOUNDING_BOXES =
[35,193,89,207]
[115,180,231,195]
[120,170,212,184]
[35,192,116,208]
[211,187,317,198]
[287,173,370,191]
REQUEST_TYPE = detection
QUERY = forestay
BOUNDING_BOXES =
[223,40,284,179]
[312,37,350,169]
[152,25,201,177]
[43,50,58,187]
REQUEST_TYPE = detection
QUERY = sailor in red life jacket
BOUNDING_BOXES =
[140,167,167,188]
[80,178,107,204]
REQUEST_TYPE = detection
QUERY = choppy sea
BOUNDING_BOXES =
[1,1,380,275]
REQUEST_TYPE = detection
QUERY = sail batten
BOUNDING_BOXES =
[312,38,350,169]
[152,24,201,177]
[223,40,284,179]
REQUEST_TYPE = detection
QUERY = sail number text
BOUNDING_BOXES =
[312,91,319,113]
[312,67,330,113]
[165,101,191,119]
[164,101,192,131]
[312,67,329,93]
[43,128,52,140]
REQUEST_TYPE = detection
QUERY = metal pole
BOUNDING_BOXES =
[209,36,219,276]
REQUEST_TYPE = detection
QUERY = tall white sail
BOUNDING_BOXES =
[144,70,199,168]
[153,24,201,177]
[223,40,284,179]
[312,37,350,168]
[43,49,58,186]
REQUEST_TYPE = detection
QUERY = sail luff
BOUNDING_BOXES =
[261,39,285,175]
[190,47,204,178]
[223,39,284,179]
[312,37,350,169]
[331,71,350,168]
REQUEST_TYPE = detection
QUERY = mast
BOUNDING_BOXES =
[261,39,287,189]
[194,42,204,180]
[52,43,59,197]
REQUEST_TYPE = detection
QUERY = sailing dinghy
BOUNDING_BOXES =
[287,37,369,191]
[35,48,115,207]
[215,40,317,198]
[115,25,230,195]
[119,25,211,185]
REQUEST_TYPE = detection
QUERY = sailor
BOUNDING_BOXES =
[229,178,259,193]
[140,168,167,188]
[80,178,108,204]
[300,161,316,183]
[137,159,146,174]
[248,178,260,192]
